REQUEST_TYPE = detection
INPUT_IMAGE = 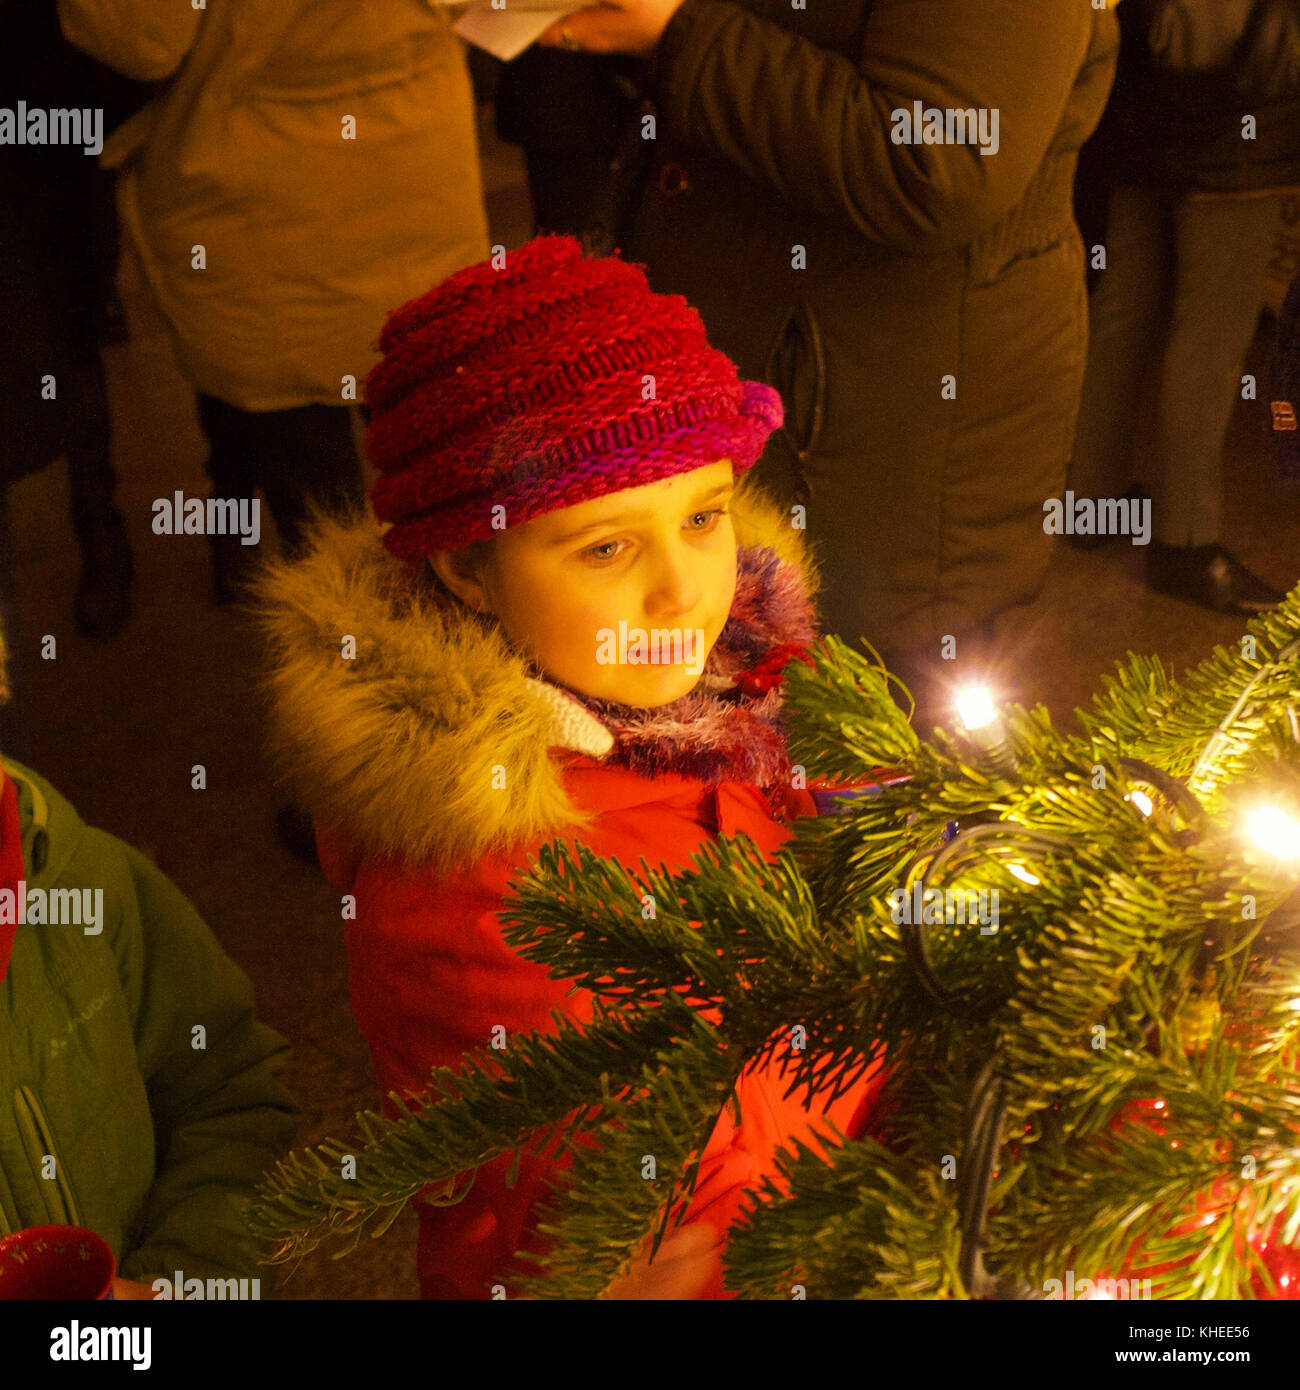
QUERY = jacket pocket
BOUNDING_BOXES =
[764,298,827,499]
[14,1085,82,1228]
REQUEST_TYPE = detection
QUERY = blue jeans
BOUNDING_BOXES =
[1069,186,1280,547]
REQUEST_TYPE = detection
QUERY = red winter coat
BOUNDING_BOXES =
[258,476,886,1299]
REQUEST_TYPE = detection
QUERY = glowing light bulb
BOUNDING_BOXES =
[1007,862,1040,886]
[1245,805,1300,860]
[955,685,998,732]
[1125,789,1154,817]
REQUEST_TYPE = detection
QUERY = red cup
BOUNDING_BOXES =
[0,1225,116,1300]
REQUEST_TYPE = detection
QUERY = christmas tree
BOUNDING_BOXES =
[249,585,1300,1299]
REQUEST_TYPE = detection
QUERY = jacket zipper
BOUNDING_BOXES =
[1,757,51,874]
[14,1085,82,1228]
[4,768,73,1233]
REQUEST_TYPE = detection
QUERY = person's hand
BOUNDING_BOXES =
[536,0,687,58]
[603,1221,723,1300]
[110,1277,161,1300]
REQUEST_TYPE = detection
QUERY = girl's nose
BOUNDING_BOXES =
[644,543,703,619]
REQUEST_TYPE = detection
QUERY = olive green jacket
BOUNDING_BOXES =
[0,759,297,1286]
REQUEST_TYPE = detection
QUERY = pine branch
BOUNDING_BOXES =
[514,1018,746,1298]
[723,1135,963,1299]
[249,996,700,1263]
[1079,582,1300,795]
[782,635,921,777]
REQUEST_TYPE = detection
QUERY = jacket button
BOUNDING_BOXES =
[658,161,689,197]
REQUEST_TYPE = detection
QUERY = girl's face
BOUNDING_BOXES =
[432,460,738,707]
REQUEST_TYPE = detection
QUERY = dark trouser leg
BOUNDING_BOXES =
[196,393,262,601]
[0,487,33,762]
[253,404,364,559]
[1068,186,1170,504]
[196,392,260,502]
[252,405,364,866]
[1151,194,1281,548]
[66,358,116,524]
[67,359,133,640]
[89,167,127,347]
[1136,194,1285,613]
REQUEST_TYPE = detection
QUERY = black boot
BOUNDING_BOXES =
[1146,542,1284,616]
[73,504,133,639]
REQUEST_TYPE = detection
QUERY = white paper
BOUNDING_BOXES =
[436,0,590,63]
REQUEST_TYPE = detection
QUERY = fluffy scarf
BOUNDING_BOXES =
[557,544,818,788]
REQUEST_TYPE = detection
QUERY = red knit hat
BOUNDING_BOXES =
[365,235,783,559]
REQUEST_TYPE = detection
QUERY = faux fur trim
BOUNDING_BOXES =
[252,473,817,872]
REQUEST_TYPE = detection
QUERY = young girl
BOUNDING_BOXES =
[257,234,885,1298]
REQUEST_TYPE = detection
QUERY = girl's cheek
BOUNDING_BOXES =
[574,606,613,661]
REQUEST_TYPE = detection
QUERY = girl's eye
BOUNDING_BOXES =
[580,509,728,564]
[583,539,624,563]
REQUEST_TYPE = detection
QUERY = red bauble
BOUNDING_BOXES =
[1102,1098,1300,1298]
[1249,1223,1300,1300]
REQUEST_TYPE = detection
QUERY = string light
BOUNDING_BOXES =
[1125,789,1154,817]
[955,686,999,732]
[1245,805,1300,861]
[954,685,1018,778]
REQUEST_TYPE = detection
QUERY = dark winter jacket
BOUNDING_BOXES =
[1088,0,1300,195]
[0,758,297,1285]
[616,0,1120,662]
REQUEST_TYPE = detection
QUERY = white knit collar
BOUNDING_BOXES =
[524,677,616,758]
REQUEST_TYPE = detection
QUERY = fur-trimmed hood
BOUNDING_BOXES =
[253,475,820,874]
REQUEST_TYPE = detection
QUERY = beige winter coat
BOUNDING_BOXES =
[58,0,490,410]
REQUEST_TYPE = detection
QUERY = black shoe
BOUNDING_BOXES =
[74,506,133,639]
[210,527,249,605]
[1146,542,1284,616]
[275,802,320,866]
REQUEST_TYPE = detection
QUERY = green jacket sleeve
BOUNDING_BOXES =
[651,0,1099,253]
[101,835,299,1288]
[56,0,202,82]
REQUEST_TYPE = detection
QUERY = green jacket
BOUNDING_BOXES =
[0,758,297,1286]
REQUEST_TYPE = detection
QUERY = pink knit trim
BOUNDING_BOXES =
[380,394,780,559]
[364,234,785,556]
